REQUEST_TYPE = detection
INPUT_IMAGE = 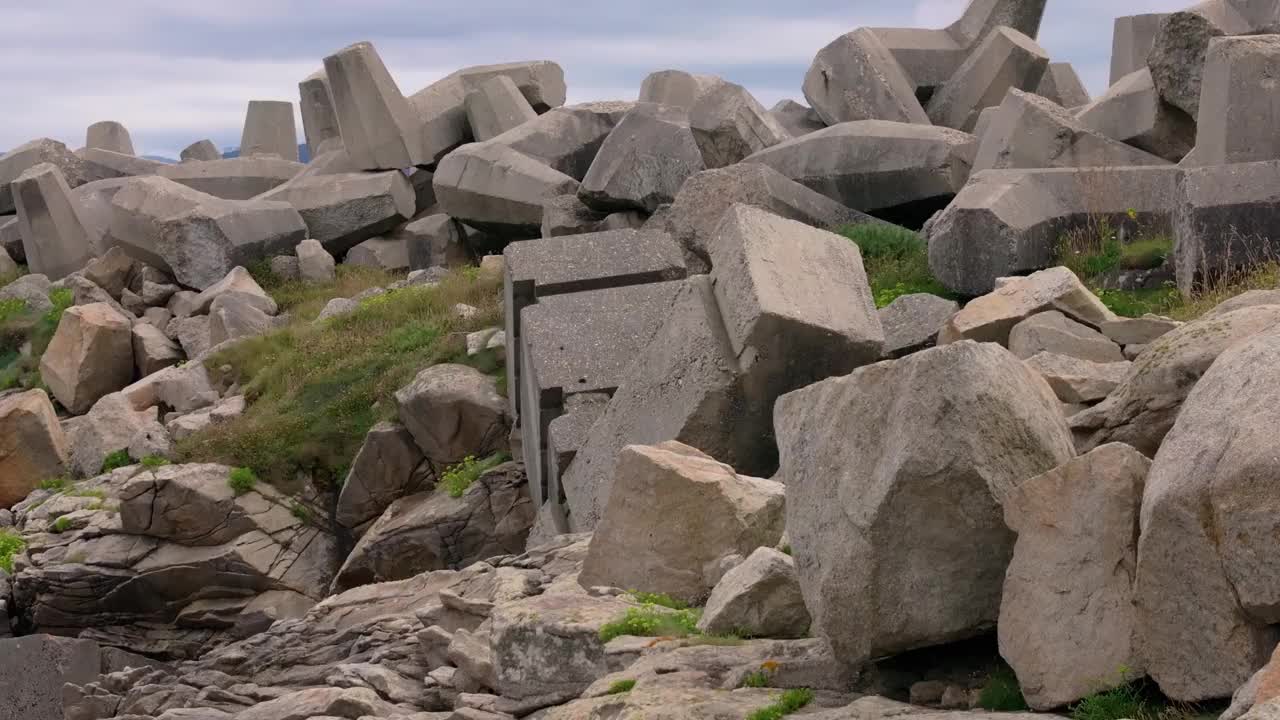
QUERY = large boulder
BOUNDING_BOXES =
[879,293,959,358]
[1137,324,1280,701]
[1024,352,1130,405]
[925,27,1049,133]
[0,390,68,508]
[1173,160,1280,297]
[399,213,471,270]
[180,139,222,163]
[1007,310,1125,363]
[12,163,99,280]
[1072,304,1280,457]
[578,103,706,214]
[638,70,788,168]
[1146,3,1251,120]
[743,120,977,226]
[999,443,1149,710]
[434,141,579,238]
[39,302,134,414]
[394,364,510,466]
[298,69,341,158]
[578,442,785,604]
[332,462,533,591]
[802,28,929,126]
[489,101,633,181]
[937,266,1117,346]
[62,392,159,478]
[334,422,432,535]
[1076,68,1196,164]
[697,546,811,639]
[769,99,827,138]
[1035,62,1090,108]
[774,340,1075,668]
[257,170,415,255]
[322,41,426,170]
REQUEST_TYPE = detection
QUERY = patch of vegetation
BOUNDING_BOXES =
[605,679,636,695]
[747,688,815,720]
[599,604,703,643]
[978,666,1029,712]
[627,591,689,610]
[0,287,75,391]
[441,452,510,498]
[99,449,133,474]
[0,529,26,573]
[51,516,72,534]
[178,269,504,488]
[67,488,106,500]
[0,265,26,289]
[741,670,772,688]
[289,501,312,523]
[227,467,258,496]
[140,455,171,470]
[838,224,956,308]
[38,477,69,492]
[780,544,792,556]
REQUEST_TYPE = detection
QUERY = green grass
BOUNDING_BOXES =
[0,287,75,391]
[227,467,258,496]
[747,688,815,720]
[38,477,69,492]
[0,529,25,573]
[627,591,689,610]
[838,224,955,308]
[177,268,504,488]
[440,452,510,498]
[51,516,72,534]
[140,455,171,470]
[599,605,703,643]
[605,679,637,695]
[99,449,132,474]
[67,488,106,500]
[289,501,312,523]
[979,666,1029,712]
[741,670,771,688]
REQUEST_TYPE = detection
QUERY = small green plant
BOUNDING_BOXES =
[780,544,792,556]
[741,670,771,688]
[605,679,637,695]
[0,298,26,325]
[0,529,26,573]
[599,605,703,643]
[979,666,1029,712]
[99,449,133,474]
[38,477,69,492]
[290,501,312,523]
[68,488,106,500]
[1072,683,1148,720]
[627,591,689,610]
[228,467,258,496]
[440,452,509,498]
[140,455,171,470]
[51,516,73,534]
[747,688,815,720]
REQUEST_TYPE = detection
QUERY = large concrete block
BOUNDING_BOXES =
[1196,35,1280,166]
[1109,14,1169,84]
[0,138,122,215]
[1035,62,1090,108]
[802,28,929,126]
[399,213,471,270]
[85,120,135,156]
[1147,2,1252,119]
[106,176,207,272]
[769,99,826,138]
[434,140,579,238]
[180,139,222,163]
[299,69,341,158]
[323,41,425,170]
[12,163,98,280]
[743,120,978,227]
[927,27,1050,132]
[257,170,415,255]
[973,89,1169,172]
[240,100,299,162]
[0,216,22,263]
[157,156,304,200]
[1174,160,1280,297]
[0,635,101,720]
[579,103,706,213]
[466,75,538,142]
[489,101,633,181]
[76,148,164,179]
[1076,68,1196,164]
[946,0,1049,48]
[867,27,968,97]
[928,166,1180,296]
[687,78,790,168]
[638,70,720,107]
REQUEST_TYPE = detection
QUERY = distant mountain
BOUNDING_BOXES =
[221,144,310,163]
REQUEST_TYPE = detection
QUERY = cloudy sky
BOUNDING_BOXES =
[4,0,1190,158]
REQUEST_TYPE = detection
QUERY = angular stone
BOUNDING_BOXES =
[395,364,510,465]
[769,99,826,138]
[0,216,22,263]
[1035,62,1090,108]
[12,163,97,280]
[489,101,633,182]
[0,390,68,508]
[974,88,1169,173]
[867,27,967,97]
[133,322,183,377]
[946,0,1050,48]
[208,292,276,345]
[1076,68,1196,164]
[62,391,157,477]
[1174,160,1280,297]
[466,76,538,142]
[1147,3,1252,119]
[1137,324,1280,701]
[1024,352,1130,404]
[775,340,1074,668]
[191,266,277,316]
[744,120,978,226]
[1071,304,1280,457]
[435,141,579,237]
[938,267,1117,346]
[295,238,335,283]
[665,163,884,269]
[400,213,470,270]
[0,138,122,215]
[999,443,1149,710]
[86,121,136,156]
[0,635,100,720]
[180,140,222,163]
[1100,315,1181,346]
[323,41,425,170]
[1197,36,1280,166]
[803,28,929,126]
[335,421,431,534]
[39,303,134,414]
[82,246,136,299]
[927,166,1180,295]
[579,442,784,604]
[697,547,811,639]
[579,103,705,214]
[0,273,53,313]
[926,27,1049,132]
[76,148,165,181]
[879,293,959,357]
[259,170,414,255]
[167,315,211,359]
[1008,311,1124,363]
[240,100,299,162]
[1110,13,1170,84]
[344,236,409,271]
[637,72,787,168]
[298,69,341,159]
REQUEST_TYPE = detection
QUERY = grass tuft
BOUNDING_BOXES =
[51,516,72,534]
[747,688,815,720]
[227,467,258,496]
[599,605,703,643]
[289,501,312,524]
[99,449,133,474]
[0,529,25,573]
[605,679,637,695]
[140,455,171,470]
[0,286,75,391]
[978,666,1029,712]
[838,224,955,308]
[38,477,69,492]
[627,591,689,610]
[441,452,509,498]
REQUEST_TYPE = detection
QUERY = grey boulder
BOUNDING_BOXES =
[578,103,706,214]
[257,170,415,255]
[435,141,579,238]
[395,363,510,466]
[697,547,811,639]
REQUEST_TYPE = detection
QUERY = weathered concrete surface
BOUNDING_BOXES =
[180,139,222,163]
[1147,4,1252,120]
[0,138,124,215]
[1173,160,1280,297]
[769,99,827,138]
[323,41,426,169]
[466,75,539,142]
[1035,62,1090,108]
[1196,35,1280,166]
[489,101,633,181]
[1076,68,1196,164]
[802,28,929,126]
[926,27,1049,132]
[298,69,341,158]
[435,141,579,237]
[85,121,136,156]
[578,103,705,214]
[240,100,299,162]
[12,163,98,280]
[157,157,304,200]
[258,169,415,255]
[1110,13,1169,84]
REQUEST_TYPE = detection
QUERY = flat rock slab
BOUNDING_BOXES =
[158,157,304,201]
[879,293,959,357]
[0,635,101,720]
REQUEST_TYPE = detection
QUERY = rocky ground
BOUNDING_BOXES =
[5,0,1280,718]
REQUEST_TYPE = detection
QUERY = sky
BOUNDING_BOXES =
[2,0,1193,158]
